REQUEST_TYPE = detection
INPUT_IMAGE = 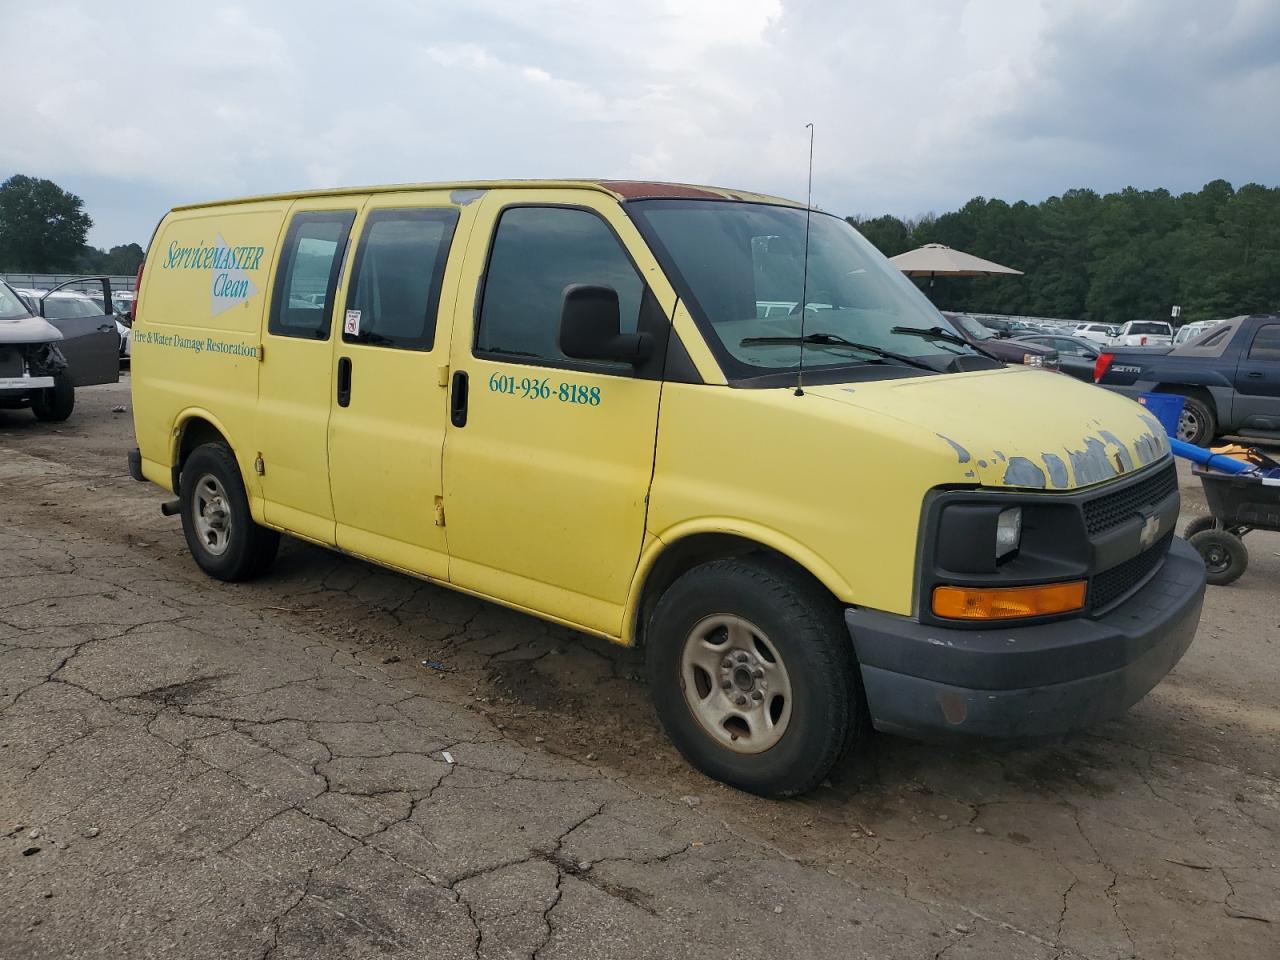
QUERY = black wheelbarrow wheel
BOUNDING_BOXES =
[1189,529,1249,586]
[1183,516,1218,539]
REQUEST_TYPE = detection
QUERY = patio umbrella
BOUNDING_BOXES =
[888,243,1023,298]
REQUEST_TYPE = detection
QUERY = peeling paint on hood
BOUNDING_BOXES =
[807,367,1170,491]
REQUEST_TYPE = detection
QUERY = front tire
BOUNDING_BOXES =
[646,557,864,797]
[179,442,280,581]
[31,376,74,422]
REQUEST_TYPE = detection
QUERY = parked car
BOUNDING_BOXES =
[1093,314,1280,444]
[942,312,1059,368]
[1012,334,1100,382]
[1074,322,1117,344]
[0,278,119,421]
[974,316,1034,338]
[1172,319,1221,347]
[1112,320,1173,347]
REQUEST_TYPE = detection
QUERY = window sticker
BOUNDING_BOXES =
[344,309,361,337]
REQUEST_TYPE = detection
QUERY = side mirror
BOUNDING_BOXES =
[559,284,651,365]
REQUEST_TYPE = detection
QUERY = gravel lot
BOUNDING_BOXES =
[2,378,1278,959]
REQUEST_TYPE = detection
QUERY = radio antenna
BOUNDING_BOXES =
[795,122,815,397]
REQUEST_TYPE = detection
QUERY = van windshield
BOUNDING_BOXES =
[627,200,970,381]
[0,282,32,320]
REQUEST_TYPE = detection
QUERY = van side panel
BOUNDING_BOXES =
[132,203,290,515]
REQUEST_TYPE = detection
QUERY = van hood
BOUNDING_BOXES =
[806,366,1169,491]
[0,315,64,345]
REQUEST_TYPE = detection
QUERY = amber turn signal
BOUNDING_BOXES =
[932,581,1087,620]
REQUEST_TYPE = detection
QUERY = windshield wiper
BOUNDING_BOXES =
[739,332,935,371]
[890,325,999,360]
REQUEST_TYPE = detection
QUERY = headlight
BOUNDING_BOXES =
[995,507,1021,560]
[1022,353,1044,366]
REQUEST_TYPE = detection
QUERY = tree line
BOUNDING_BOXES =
[0,174,144,276]
[850,180,1280,325]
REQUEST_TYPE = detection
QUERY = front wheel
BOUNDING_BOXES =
[31,376,74,422]
[646,557,865,797]
[179,442,280,581]
[1189,529,1248,586]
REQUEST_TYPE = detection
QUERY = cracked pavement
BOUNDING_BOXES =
[2,380,1278,959]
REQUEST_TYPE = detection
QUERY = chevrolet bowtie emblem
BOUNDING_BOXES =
[1139,513,1162,549]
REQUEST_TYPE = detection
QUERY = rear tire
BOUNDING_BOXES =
[646,557,865,798]
[179,442,280,581]
[31,376,74,422]
[1189,529,1248,586]
[1176,394,1216,447]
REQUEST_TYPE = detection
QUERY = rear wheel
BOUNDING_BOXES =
[1189,529,1248,586]
[31,376,74,422]
[179,442,280,581]
[646,557,865,797]
[1176,394,1216,446]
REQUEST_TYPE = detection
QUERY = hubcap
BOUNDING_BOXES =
[1177,408,1200,443]
[192,473,233,557]
[679,615,792,754]
[1202,545,1228,572]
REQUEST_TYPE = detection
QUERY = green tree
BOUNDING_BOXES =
[0,175,93,271]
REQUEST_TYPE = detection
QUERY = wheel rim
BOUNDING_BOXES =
[1201,544,1230,574]
[679,614,793,755]
[1177,408,1201,442]
[192,473,233,557]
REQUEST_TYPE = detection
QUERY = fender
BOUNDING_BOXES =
[621,517,856,646]
[169,406,266,523]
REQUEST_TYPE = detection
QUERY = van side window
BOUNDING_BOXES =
[1247,323,1280,361]
[476,206,642,366]
[344,208,459,351]
[269,210,356,340]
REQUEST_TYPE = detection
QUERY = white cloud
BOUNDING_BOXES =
[1,0,1276,246]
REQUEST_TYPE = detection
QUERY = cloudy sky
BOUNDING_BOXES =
[3,0,1277,248]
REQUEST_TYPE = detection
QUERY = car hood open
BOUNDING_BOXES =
[805,365,1169,491]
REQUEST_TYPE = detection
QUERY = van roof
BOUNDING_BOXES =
[170,179,805,212]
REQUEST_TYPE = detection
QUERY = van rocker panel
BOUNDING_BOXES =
[846,537,1205,739]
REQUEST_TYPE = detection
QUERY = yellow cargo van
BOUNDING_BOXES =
[129,180,1205,796]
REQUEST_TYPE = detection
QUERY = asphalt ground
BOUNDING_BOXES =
[2,378,1277,959]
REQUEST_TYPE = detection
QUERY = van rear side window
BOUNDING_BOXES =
[269,210,356,340]
[344,208,459,351]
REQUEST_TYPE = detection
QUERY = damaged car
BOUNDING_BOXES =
[0,277,119,422]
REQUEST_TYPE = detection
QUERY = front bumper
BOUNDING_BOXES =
[846,537,1205,739]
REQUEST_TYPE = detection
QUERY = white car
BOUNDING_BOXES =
[1073,322,1116,345]
[1172,319,1221,346]
[1111,320,1173,347]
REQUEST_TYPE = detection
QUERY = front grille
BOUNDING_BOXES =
[1090,532,1173,612]
[0,349,22,379]
[1082,462,1178,536]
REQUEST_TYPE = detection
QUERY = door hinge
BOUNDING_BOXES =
[254,454,265,476]
[437,364,450,387]
[434,496,446,527]
[256,343,265,362]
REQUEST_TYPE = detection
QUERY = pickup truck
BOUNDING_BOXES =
[1111,320,1173,347]
[1094,314,1280,445]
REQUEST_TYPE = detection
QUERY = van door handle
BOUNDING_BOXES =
[98,322,114,333]
[450,370,469,427]
[337,357,353,407]
[1247,371,1263,378]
